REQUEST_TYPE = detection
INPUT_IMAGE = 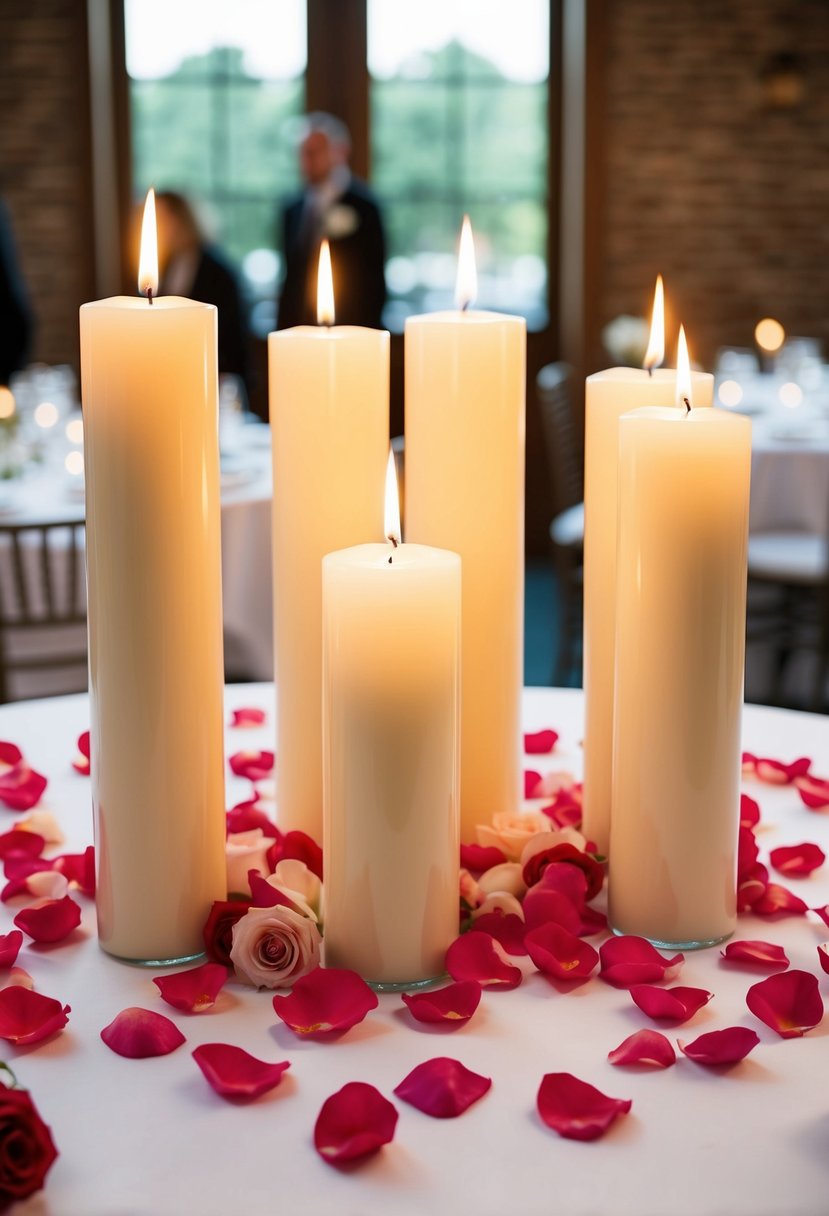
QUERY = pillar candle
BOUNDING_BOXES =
[609,403,751,948]
[80,199,226,963]
[268,250,388,841]
[405,220,525,841]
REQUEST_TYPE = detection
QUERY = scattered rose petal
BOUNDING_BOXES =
[314,1082,397,1165]
[3,967,33,990]
[100,1007,186,1058]
[228,749,274,782]
[0,764,48,811]
[721,940,789,969]
[599,936,684,988]
[468,911,528,956]
[203,899,251,967]
[608,1029,676,1068]
[445,932,522,990]
[272,967,378,1037]
[0,986,69,1045]
[268,830,323,881]
[11,872,69,903]
[737,862,769,913]
[769,843,825,877]
[14,896,81,944]
[13,810,64,845]
[0,930,22,968]
[818,944,829,975]
[629,984,713,1023]
[753,884,808,918]
[811,905,829,929]
[524,922,599,981]
[394,1057,491,1118]
[229,707,267,729]
[524,729,559,755]
[192,1043,289,1100]
[72,731,91,775]
[153,962,228,1013]
[522,888,582,936]
[0,830,44,861]
[795,774,829,810]
[737,826,759,881]
[0,742,22,767]
[524,769,543,799]
[679,1027,760,1066]
[460,843,507,873]
[226,802,280,839]
[746,970,824,1038]
[541,797,583,830]
[740,793,761,829]
[537,1072,631,1141]
[749,755,811,784]
[401,981,482,1026]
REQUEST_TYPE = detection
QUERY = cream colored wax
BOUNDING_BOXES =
[405,311,525,841]
[610,405,751,948]
[582,367,713,856]
[80,296,226,964]
[322,543,460,986]
[268,327,388,841]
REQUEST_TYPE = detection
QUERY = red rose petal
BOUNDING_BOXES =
[0,830,45,860]
[522,888,583,936]
[272,967,378,1037]
[229,707,267,729]
[737,826,759,882]
[14,895,82,944]
[740,793,761,829]
[754,755,811,785]
[0,931,23,968]
[314,1081,398,1165]
[3,967,33,990]
[192,1043,289,1100]
[248,871,291,909]
[72,730,91,775]
[401,980,482,1026]
[52,846,96,897]
[522,842,604,899]
[795,774,829,810]
[203,899,251,966]
[0,986,69,1045]
[811,905,829,929]
[679,1027,760,1066]
[737,862,769,912]
[460,843,507,873]
[153,962,228,1013]
[524,729,559,755]
[394,1057,491,1118]
[524,769,543,799]
[818,944,829,975]
[599,936,684,988]
[226,802,280,839]
[468,911,528,956]
[746,969,824,1038]
[269,830,323,881]
[542,799,583,830]
[228,749,274,782]
[537,1072,631,1142]
[629,984,713,1023]
[524,922,599,981]
[100,1007,186,1058]
[0,763,48,811]
[720,940,789,969]
[769,842,825,877]
[0,742,22,767]
[608,1029,676,1068]
[445,932,522,990]
[753,883,808,917]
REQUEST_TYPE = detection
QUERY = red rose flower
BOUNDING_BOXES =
[203,899,251,967]
[0,1082,58,1208]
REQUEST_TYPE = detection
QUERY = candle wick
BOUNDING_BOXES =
[683,396,691,415]
[387,535,399,549]
[146,287,154,307]
[646,365,653,378]
[388,554,393,564]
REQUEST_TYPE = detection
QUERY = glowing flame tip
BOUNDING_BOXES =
[384,449,401,546]
[643,274,665,371]
[676,324,693,410]
[317,239,335,326]
[454,215,477,311]
[138,188,158,299]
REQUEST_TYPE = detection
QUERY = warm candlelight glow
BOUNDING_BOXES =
[755,317,785,353]
[384,448,401,546]
[717,379,744,408]
[65,450,84,476]
[0,387,14,420]
[454,215,478,311]
[676,325,692,410]
[779,381,803,409]
[138,188,158,299]
[317,239,335,326]
[65,417,84,444]
[643,274,665,372]
[34,401,59,429]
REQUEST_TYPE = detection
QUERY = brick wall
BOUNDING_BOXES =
[598,0,829,371]
[0,1,95,373]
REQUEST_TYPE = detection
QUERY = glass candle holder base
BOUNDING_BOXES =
[101,946,206,969]
[611,924,733,952]
[367,972,449,994]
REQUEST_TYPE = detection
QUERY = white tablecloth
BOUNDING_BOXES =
[2,685,828,1216]
[749,414,829,535]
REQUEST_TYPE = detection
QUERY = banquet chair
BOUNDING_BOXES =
[0,518,88,703]
[536,362,583,686]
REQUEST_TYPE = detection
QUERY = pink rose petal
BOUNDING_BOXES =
[445,932,522,990]
[228,749,274,781]
[679,1027,760,1066]
[599,936,684,988]
[467,911,528,956]
[0,986,69,1045]
[608,1029,676,1068]
[794,774,829,810]
[0,742,22,767]
[229,707,267,729]
[753,883,808,918]
[394,1057,491,1118]
[153,962,228,1013]
[720,940,789,969]
[746,970,824,1038]
[192,1043,289,1100]
[0,930,23,968]
[0,830,44,861]
[460,843,507,873]
[100,1007,186,1057]
[314,1082,398,1164]
[769,842,825,877]
[0,763,48,811]
[524,729,559,755]
[629,984,713,1023]
[740,793,761,828]
[72,731,91,775]
[524,922,599,981]
[14,895,82,944]
[537,1072,631,1142]
[401,981,482,1026]
[818,944,829,975]
[272,967,378,1037]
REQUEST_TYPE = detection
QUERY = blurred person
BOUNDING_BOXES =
[155,191,251,401]
[0,198,34,385]
[277,113,386,330]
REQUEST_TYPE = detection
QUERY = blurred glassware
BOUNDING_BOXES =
[715,346,759,377]
[777,337,823,392]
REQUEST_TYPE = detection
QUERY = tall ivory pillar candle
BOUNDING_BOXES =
[322,532,460,987]
[610,404,751,948]
[582,367,713,856]
[80,295,226,964]
[268,305,388,841]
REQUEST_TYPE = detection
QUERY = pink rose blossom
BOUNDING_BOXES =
[470,892,524,921]
[225,830,272,897]
[270,859,321,918]
[476,862,527,899]
[476,811,552,860]
[230,905,321,989]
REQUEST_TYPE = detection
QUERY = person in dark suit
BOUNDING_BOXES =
[0,198,33,385]
[277,113,386,330]
[155,191,251,401]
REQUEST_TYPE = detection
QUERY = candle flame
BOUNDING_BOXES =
[676,324,693,410]
[454,215,478,311]
[317,239,335,326]
[138,188,158,298]
[643,274,665,371]
[384,449,401,547]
